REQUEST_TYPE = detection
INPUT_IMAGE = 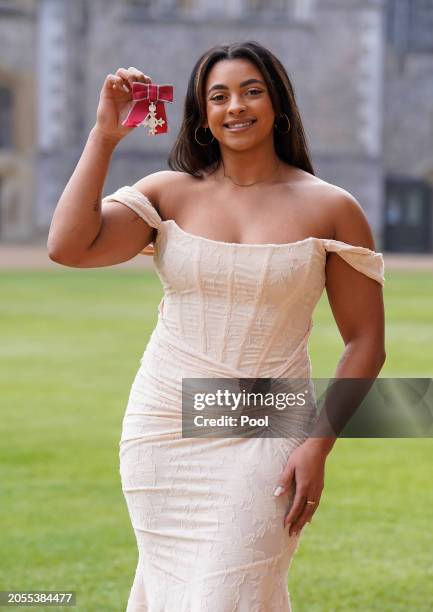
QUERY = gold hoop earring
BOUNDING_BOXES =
[194,126,215,146]
[274,114,291,135]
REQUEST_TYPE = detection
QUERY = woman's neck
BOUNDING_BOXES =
[214,145,283,187]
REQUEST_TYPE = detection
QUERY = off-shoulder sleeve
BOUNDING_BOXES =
[321,238,385,286]
[101,185,162,230]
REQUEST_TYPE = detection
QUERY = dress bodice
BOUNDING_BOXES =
[102,185,385,377]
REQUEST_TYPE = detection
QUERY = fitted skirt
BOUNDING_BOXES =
[119,319,316,611]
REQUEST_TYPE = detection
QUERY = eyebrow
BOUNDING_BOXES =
[207,78,266,95]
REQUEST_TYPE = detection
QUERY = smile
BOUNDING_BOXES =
[224,120,257,131]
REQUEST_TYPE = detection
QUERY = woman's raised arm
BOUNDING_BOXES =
[47,67,152,265]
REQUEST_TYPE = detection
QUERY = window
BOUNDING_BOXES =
[408,0,433,52]
[244,0,314,22]
[246,0,289,16]
[0,0,34,17]
[387,0,433,54]
[0,86,13,149]
[384,177,432,252]
[122,0,195,19]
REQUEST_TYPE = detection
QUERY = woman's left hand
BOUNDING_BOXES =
[273,440,327,536]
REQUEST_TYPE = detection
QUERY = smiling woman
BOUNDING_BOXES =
[48,40,386,612]
[167,41,314,186]
[109,43,384,612]
[202,65,283,157]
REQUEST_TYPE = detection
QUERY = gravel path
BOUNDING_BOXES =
[0,244,432,271]
[0,245,155,270]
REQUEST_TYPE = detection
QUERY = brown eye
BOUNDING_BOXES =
[211,89,263,101]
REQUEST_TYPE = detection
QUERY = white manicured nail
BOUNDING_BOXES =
[273,485,284,497]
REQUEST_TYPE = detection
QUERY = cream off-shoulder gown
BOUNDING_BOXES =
[102,185,385,612]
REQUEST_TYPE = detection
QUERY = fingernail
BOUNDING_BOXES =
[122,84,130,93]
[273,485,284,497]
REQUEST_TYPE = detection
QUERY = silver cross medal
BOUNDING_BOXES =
[141,102,165,135]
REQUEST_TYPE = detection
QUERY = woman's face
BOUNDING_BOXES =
[202,58,276,152]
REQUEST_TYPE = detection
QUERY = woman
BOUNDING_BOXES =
[47,41,386,611]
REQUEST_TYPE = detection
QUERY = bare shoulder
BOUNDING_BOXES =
[132,170,192,214]
[330,184,376,249]
[306,177,376,249]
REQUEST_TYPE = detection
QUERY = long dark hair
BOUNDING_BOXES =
[167,40,315,177]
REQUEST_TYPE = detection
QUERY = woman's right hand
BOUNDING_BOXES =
[94,66,152,144]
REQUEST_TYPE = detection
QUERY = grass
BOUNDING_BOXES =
[0,268,432,611]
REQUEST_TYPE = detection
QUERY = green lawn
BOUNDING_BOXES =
[0,268,432,611]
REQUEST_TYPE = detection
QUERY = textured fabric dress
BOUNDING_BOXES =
[102,185,385,612]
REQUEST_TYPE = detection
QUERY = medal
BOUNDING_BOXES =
[122,82,174,135]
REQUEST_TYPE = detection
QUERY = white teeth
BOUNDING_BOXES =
[226,121,254,128]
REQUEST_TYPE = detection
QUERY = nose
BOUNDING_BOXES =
[227,94,247,115]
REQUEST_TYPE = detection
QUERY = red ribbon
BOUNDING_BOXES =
[122,82,174,135]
